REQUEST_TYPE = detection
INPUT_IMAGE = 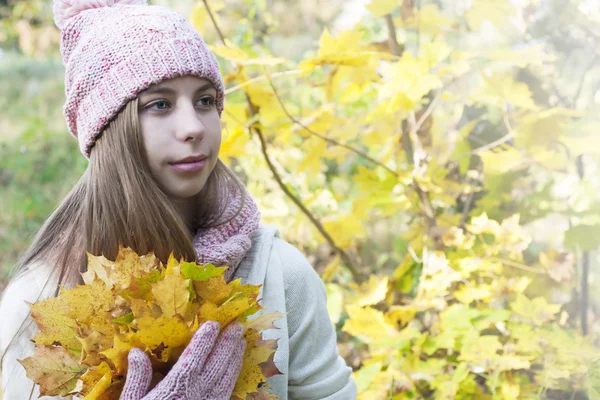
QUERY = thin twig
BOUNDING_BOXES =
[202,0,227,45]
[225,69,303,95]
[408,246,422,263]
[414,91,441,134]
[488,257,546,275]
[265,71,399,177]
[459,170,479,229]
[471,132,514,155]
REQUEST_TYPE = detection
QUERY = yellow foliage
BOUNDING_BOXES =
[221,126,250,165]
[342,304,401,348]
[378,52,443,111]
[398,4,454,35]
[300,28,394,73]
[299,136,327,175]
[190,1,224,35]
[323,214,365,249]
[349,275,389,306]
[19,247,283,399]
[366,0,398,17]
[466,0,517,30]
[210,42,286,65]
[470,73,538,111]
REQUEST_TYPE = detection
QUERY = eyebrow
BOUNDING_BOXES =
[141,82,216,96]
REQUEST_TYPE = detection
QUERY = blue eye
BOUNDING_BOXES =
[146,100,170,111]
[143,96,215,113]
[197,96,216,108]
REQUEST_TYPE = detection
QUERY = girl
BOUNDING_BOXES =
[0,1,357,399]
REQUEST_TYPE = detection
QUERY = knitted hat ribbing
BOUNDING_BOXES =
[52,0,225,158]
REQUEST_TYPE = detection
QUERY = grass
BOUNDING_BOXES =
[0,53,87,282]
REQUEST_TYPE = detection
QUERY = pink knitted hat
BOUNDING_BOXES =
[52,0,225,158]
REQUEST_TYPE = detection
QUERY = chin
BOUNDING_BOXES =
[163,180,205,199]
[176,186,205,199]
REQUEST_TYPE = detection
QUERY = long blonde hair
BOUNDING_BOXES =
[1,98,246,388]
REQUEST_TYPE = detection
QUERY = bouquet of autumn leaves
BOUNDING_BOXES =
[18,246,283,399]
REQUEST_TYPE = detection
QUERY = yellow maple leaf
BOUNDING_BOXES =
[81,252,113,286]
[59,280,114,325]
[136,314,192,349]
[151,273,191,318]
[194,274,233,304]
[471,73,537,111]
[164,253,179,275]
[349,275,389,306]
[342,304,400,347]
[198,297,253,328]
[110,246,156,289]
[28,297,81,352]
[378,53,443,111]
[384,305,417,327]
[233,325,282,399]
[84,371,113,400]
[299,28,387,73]
[18,345,85,396]
[99,334,142,374]
[318,28,363,58]
[78,361,111,394]
[221,125,250,165]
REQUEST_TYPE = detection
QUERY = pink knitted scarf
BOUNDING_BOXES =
[192,186,261,282]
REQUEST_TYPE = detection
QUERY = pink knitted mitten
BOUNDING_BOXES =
[120,321,246,400]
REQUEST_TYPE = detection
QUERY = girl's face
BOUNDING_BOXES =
[138,75,221,200]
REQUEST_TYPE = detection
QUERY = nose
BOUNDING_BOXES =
[174,101,206,142]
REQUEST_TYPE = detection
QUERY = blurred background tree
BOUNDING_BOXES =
[1,0,600,398]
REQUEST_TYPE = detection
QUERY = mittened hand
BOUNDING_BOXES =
[120,321,246,400]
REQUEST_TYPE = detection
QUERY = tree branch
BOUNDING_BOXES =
[385,11,439,240]
[246,94,366,282]
[384,14,403,56]
[202,0,366,282]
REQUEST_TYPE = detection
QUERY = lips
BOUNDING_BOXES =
[169,154,208,165]
[168,154,209,173]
